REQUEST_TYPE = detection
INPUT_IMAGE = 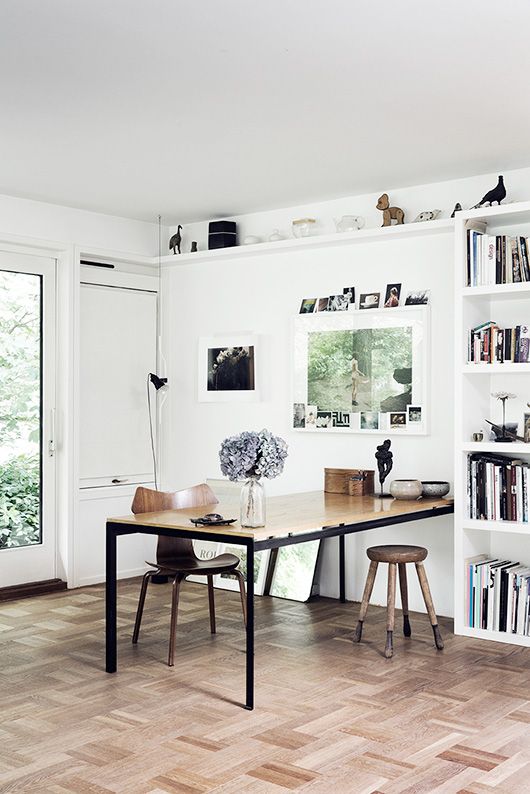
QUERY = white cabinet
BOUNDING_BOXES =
[76,485,157,586]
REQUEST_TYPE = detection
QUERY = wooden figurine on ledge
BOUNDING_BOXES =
[377,193,405,226]
[169,225,182,255]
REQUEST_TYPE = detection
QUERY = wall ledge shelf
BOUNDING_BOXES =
[159,217,454,267]
[462,362,530,374]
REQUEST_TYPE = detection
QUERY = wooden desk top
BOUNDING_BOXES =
[108,491,453,543]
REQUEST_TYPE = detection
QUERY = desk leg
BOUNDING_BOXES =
[339,535,346,603]
[244,542,254,710]
[106,525,117,673]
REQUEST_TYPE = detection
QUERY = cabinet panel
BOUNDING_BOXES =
[80,284,157,483]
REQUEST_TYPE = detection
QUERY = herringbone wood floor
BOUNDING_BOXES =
[1,580,529,793]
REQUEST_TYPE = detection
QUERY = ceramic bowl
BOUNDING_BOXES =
[421,480,450,498]
[389,479,422,500]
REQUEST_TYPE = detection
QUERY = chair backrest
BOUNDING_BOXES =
[131,484,218,564]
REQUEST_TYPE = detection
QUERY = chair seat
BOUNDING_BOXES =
[146,552,241,576]
[367,544,427,564]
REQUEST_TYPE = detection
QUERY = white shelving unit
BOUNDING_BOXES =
[454,202,530,647]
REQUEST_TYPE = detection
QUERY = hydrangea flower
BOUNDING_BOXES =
[219,429,288,481]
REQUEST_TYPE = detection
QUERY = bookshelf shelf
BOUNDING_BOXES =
[455,202,530,648]
[463,519,530,535]
[457,626,530,647]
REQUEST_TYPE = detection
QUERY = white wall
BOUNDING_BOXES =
[161,166,530,619]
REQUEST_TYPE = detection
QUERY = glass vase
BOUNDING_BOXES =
[240,477,265,528]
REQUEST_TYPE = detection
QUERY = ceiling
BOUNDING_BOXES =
[1,0,530,224]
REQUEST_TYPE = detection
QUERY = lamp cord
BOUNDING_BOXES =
[147,374,158,491]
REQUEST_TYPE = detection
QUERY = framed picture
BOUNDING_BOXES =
[327,294,350,312]
[293,402,306,428]
[525,413,530,443]
[384,283,401,308]
[316,298,329,312]
[299,298,316,314]
[198,334,259,402]
[359,292,380,310]
[405,289,430,306]
[269,541,321,602]
[343,287,355,305]
[214,545,270,596]
[292,306,429,435]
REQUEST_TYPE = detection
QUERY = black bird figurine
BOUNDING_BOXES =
[472,176,506,208]
[169,225,182,255]
[451,202,462,218]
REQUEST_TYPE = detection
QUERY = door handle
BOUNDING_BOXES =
[48,409,56,457]
[111,478,128,484]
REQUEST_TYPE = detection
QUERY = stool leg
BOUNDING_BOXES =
[385,562,396,658]
[398,562,411,637]
[415,561,444,650]
[207,575,216,634]
[354,560,378,642]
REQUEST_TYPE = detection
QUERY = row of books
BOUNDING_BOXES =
[468,321,530,363]
[467,453,529,523]
[466,224,530,286]
[466,555,530,635]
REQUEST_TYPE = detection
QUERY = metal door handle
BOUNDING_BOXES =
[111,478,128,484]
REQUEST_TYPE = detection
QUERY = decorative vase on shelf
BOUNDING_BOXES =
[240,477,265,528]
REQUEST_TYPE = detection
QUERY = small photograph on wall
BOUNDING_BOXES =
[525,413,530,443]
[405,289,430,306]
[316,410,332,428]
[332,411,350,428]
[384,283,402,308]
[316,297,330,312]
[343,286,355,305]
[359,292,380,310]
[299,298,317,314]
[390,411,406,428]
[407,405,422,423]
[306,405,317,427]
[360,411,379,430]
[293,402,306,428]
[328,294,350,312]
[198,334,259,402]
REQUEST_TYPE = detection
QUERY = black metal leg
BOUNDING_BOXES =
[339,534,346,603]
[105,524,117,673]
[244,541,254,710]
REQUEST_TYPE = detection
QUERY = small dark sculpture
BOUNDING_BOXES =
[377,193,404,226]
[375,439,393,498]
[451,203,462,218]
[472,176,506,209]
[169,225,182,255]
[190,241,198,253]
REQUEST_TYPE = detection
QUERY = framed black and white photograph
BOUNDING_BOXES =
[316,297,329,312]
[343,286,355,305]
[360,411,379,430]
[327,294,350,312]
[198,334,259,402]
[299,298,317,314]
[293,402,306,428]
[390,411,406,428]
[292,306,430,435]
[408,405,422,423]
[359,292,380,310]
[306,404,317,426]
[405,289,430,306]
[384,283,401,308]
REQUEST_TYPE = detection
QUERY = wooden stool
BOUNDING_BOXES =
[353,544,444,658]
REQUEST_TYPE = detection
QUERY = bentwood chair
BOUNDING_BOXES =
[131,484,246,666]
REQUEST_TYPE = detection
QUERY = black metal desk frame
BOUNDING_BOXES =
[106,503,453,710]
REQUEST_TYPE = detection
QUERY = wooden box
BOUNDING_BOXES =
[324,468,375,496]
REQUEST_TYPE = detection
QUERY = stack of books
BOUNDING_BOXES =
[468,321,530,363]
[467,452,529,523]
[466,555,530,635]
[466,223,530,286]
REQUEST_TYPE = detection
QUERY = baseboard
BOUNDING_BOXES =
[0,578,67,602]
[77,567,148,588]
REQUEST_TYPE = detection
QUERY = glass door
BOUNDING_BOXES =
[0,252,56,587]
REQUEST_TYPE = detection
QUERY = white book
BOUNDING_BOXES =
[486,235,496,285]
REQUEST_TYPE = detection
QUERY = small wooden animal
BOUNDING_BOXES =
[169,225,182,254]
[190,241,198,253]
[376,194,404,226]
[472,176,506,208]
[451,202,462,218]
[413,210,441,223]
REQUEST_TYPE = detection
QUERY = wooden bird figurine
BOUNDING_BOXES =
[376,193,404,226]
[169,225,182,254]
[472,176,506,208]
